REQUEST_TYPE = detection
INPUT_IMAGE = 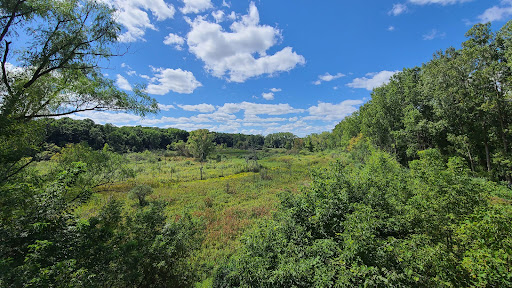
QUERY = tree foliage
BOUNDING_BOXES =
[187,129,215,162]
[0,1,202,287]
[331,21,512,182]
[0,0,158,183]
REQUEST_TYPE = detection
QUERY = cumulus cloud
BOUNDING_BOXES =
[306,100,363,121]
[116,74,132,91]
[388,26,396,31]
[227,11,237,20]
[62,98,369,136]
[422,29,446,40]
[146,67,202,95]
[157,103,176,111]
[217,102,304,115]
[107,0,176,42]
[212,10,225,22]
[408,0,471,5]
[347,70,399,91]
[186,2,305,82]
[180,0,213,14]
[64,111,142,125]
[163,33,185,50]
[313,72,345,85]
[478,1,512,23]
[178,103,216,112]
[389,3,407,16]
[270,88,282,92]
[262,92,274,100]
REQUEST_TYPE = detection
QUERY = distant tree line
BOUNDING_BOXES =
[43,118,189,152]
[331,22,512,183]
[43,118,306,153]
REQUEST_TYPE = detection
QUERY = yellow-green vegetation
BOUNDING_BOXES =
[73,148,332,280]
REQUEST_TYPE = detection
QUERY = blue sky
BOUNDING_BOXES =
[70,0,512,136]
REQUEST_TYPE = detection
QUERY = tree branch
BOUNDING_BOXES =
[0,0,25,44]
[1,40,12,95]
[0,157,35,183]
[25,105,121,119]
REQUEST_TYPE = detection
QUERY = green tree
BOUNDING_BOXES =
[0,0,157,182]
[187,129,215,162]
[187,129,215,180]
[129,184,153,207]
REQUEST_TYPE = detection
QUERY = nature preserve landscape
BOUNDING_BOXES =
[2,0,512,287]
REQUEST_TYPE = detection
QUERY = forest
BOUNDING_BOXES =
[1,0,512,287]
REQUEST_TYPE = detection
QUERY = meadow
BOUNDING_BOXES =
[69,148,333,283]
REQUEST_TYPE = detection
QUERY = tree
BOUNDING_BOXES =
[187,129,215,180]
[129,184,153,207]
[0,0,158,182]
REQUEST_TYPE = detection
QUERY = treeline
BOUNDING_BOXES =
[43,118,189,152]
[43,118,303,152]
[331,22,512,182]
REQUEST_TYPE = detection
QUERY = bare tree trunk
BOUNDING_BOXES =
[466,144,475,172]
[484,141,491,173]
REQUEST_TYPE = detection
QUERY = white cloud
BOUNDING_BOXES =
[108,0,176,42]
[388,26,395,31]
[243,115,287,122]
[478,1,512,23]
[347,70,399,91]
[389,3,407,16]
[146,67,202,95]
[270,88,282,92]
[64,111,142,125]
[178,103,216,112]
[212,10,224,23]
[222,0,230,8]
[180,0,213,14]
[422,29,446,40]
[217,102,304,115]
[61,99,368,137]
[163,33,185,50]
[186,2,305,82]
[306,100,363,121]
[116,74,132,91]
[313,72,345,85]
[262,92,274,100]
[408,0,471,5]
[227,11,237,20]
[158,103,176,111]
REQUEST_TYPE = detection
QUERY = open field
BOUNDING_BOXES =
[67,148,334,282]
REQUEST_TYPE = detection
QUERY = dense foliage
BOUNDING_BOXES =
[44,118,189,152]
[0,145,202,287]
[0,1,201,287]
[331,21,512,183]
[214,143,512,287]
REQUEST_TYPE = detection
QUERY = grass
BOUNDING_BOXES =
[70,148,333,282]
